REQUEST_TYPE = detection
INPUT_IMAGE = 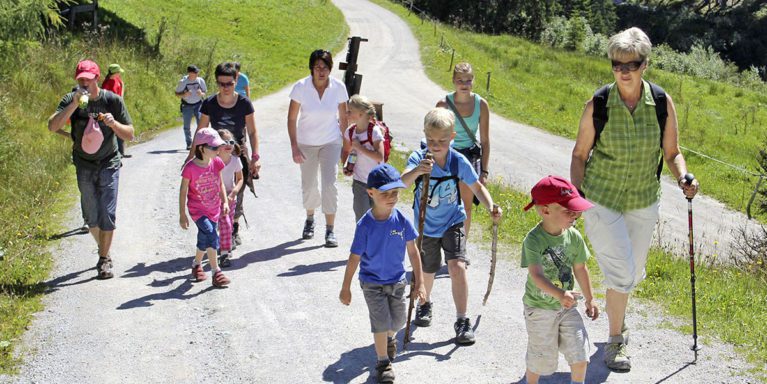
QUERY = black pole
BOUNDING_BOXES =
[685,173,701,362]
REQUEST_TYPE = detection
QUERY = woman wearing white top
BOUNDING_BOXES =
[288,50,349,247]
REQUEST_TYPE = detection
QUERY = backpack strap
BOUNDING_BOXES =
[648,81,668,180]
[445,94,480,147]
[591,84,611,146]
[413,149,463,206]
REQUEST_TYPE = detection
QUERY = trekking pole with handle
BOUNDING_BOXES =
[404,152,433,350]
[684,173,702,362]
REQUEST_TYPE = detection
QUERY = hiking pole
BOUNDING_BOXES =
[404,152,433,350]
[482,204,499,305]
[684,173,702,362]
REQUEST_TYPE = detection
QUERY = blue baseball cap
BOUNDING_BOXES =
[367,164,406,191]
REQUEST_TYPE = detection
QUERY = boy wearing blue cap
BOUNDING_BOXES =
[339,164,426,384]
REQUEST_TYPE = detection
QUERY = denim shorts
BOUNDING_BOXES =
[195,216,219,251]
[421,223,468,273]
[361,279,408,333]
[76,165,120,231]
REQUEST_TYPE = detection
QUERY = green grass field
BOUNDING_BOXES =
[372,0,767,222]
[0,0,347,373]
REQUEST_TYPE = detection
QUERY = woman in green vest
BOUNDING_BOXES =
[570,27,699,372]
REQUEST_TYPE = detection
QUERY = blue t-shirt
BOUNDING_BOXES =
[406,149,478,237]
[350,208,418,285]
[235,73,250,97]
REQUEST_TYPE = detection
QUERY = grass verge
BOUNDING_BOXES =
[0,0,347,373]
[371,0,767,222]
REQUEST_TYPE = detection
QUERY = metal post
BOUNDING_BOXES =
[448,49,455,72]
[486,71,491,93]
[746,174,764,219]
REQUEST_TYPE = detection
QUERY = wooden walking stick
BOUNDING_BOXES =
[482,204,500,305]
[404,152,432,350]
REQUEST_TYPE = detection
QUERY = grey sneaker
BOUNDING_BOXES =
[454,318,476,345]
[604,342,631,371]
[325,230,338,248]
[375,360,395,383]
[413,302,432,327]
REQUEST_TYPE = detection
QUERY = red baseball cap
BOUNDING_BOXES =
[75,60,100,80]
[523,175,593,212]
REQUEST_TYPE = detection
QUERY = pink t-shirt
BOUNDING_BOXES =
[182,157,225,222]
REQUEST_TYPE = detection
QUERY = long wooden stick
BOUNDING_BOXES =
[482,204,499,305]
[404,152,432,350]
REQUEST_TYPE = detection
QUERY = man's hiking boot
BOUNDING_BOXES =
[454,318,476,345]
[413,302,432,327]
[325,230,338,248]
[212,270,230,287]
[375,360,395,383]
[233,222,242,247]
[192,264,207,282]
[387,338,397,361]
[218,253,231,268]
[302,219,315,239]
[605,340,631,372]
[96,256,113,280]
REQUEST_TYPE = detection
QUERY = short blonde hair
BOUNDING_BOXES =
[453,62,473,79]
[347,94,376,117]
[424,108,455,133]
[607,27,652,61]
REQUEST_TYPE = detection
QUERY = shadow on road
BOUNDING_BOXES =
[46,226,89,240]
[277,260,346,277]
[117,280,215,310]
[322,344,376,383]
[44,267,97,292]
[226,239,326,272]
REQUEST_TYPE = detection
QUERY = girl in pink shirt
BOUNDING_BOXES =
[180,127,231,287]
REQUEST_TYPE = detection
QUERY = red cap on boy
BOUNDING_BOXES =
[523,175,593,212]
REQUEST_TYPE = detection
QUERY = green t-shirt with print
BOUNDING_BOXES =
[521,223,590,310]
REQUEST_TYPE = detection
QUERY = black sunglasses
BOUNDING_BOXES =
[217,81,235,88]
[611,60,644,73]
[205,144,220,151]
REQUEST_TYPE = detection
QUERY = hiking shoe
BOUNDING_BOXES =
[192,264,207,282]
[96,257,113,280]
[375,360,395,383]
[233,223,242,246]
[387,338,397,361]
[218,253,231,268]
[605,342,631,371]
[454,318,476,345]
[302,220,315,239]
[325,230,338,248]
[212,270,230,287]
[413,302,432,327]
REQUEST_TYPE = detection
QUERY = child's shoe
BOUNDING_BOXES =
[212,270,230,287]
[218,252,232,268]
[375,360,395,383]
[192,264,207,282]
[387,338,397,361]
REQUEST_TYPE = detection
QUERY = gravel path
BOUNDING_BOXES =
[1,1,760,383]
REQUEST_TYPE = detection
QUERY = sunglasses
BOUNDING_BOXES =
[611,60,644,72]
[222,139,236,146]
[204,144,220,151]
[217,81,235,88]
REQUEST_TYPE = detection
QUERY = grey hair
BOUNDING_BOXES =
[607,27,652,61]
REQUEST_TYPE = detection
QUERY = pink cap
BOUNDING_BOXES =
[523,175,593,212]
[75,60,100,80]
[193,127,225,147]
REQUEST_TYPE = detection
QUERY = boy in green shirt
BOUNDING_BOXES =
[521,176,600,384]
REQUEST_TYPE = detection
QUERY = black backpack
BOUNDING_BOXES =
[591,81,668,180]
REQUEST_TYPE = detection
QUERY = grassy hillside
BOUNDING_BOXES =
[0,0,347,373]
[372,0,767,222]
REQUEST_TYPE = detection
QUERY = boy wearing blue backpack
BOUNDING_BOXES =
[401,108,502,345]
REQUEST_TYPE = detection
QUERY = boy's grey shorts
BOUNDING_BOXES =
[421,223,468,273]
[524,305,590,375]
[361,279,408,333]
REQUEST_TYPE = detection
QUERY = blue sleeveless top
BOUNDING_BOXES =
[447,92,481,149]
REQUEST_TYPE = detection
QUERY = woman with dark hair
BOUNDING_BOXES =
[287,49,349,247]
[187,62,260,253]
[570,27,698,372]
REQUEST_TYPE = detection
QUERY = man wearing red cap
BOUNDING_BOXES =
[48,59,134,279]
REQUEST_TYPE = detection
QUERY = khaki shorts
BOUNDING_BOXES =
[524,305,590,375]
